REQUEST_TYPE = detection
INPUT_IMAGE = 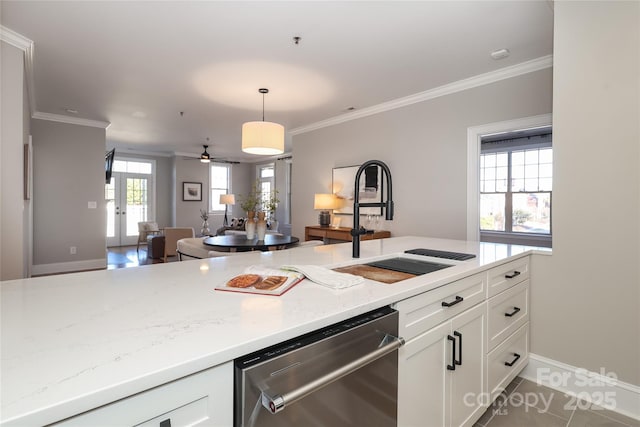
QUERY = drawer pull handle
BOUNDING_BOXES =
[505,307,521,317]
[505,353,521,367]
[442,296,464,307]
[447,335,456,371]
[505,271,521,279]
[454,331,462,366]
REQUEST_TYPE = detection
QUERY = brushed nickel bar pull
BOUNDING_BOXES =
[261,334,404,414]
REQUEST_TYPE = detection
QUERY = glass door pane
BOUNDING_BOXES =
[106,172,154,247]
[125,177,149,238]
[105,177,118,247]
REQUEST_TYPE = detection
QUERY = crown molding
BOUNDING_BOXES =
[0,25,32,51]
[289,55,553,136]
[1,25,37,116]
[32,112,111,129]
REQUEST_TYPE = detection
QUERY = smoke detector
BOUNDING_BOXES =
[490,48,510,60]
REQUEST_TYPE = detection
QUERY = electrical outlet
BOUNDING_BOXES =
[70,246,77,255]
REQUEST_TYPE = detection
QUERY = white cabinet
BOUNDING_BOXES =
[396,255,531,427]
[487,323,529,401]
[399,320,450,426]
[486,257,530,297]
[398,302,486,427]
[397,272,485,341]
[486,279,529,351]
[53,362,233,427]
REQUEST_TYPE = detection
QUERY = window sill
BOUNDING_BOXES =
[480,231,552,248]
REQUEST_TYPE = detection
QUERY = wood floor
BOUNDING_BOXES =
[107,245,178,270]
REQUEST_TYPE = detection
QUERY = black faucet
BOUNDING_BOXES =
[351,160,394,258]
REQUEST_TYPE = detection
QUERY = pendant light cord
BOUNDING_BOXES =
[262,92,265,122]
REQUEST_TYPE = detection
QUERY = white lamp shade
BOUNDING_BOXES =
[314,193,336,210]
[220,194,236,205]
[242,121,285,155]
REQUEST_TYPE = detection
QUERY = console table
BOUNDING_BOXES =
[304,226,390,243]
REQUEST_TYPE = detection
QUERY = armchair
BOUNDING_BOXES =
[163,227,195,262]
[137,221,161,253]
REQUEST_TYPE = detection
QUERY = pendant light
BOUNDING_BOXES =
[200,145,211,163]
[242,88,284,155]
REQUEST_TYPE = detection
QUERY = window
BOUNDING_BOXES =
[257,163,275,210]
[112,159,152,174]
[479,127,552,247]
[210,164,230,212]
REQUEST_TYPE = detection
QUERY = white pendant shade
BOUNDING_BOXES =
[241,121,285,155]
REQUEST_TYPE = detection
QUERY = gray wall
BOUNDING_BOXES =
[0,41,29,280]
[531,1,639,385]
[291,69,553,240]
[172,158,254,233]
[173,157,210,233]
[31,119,106,267]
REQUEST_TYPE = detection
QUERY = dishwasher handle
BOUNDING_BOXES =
[261,333,405,415]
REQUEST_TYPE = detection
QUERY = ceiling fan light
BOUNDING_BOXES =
[200,145,211,162]
[242,121,285,155]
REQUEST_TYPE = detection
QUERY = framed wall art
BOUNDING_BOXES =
[182,182,202,201]
[332,165,383,215]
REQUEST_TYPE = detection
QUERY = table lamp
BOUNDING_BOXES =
[220,194,235,226]
[314,193,336,227]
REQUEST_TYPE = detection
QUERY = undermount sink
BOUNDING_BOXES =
[333,257,453,284]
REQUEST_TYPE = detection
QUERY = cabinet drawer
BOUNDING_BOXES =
[487,280,529,351]
[306,228,327,239]
[395,272,485,341]
[54,362,233,426]
[487,322,529,400]
[487,257,530,297]
[136,397,208,427]
[325,229,350,241]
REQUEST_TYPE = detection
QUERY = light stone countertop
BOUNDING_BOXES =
[0,236,543,425]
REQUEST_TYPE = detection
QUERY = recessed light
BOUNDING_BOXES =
[490,48,510,60]
[64,108,78,114]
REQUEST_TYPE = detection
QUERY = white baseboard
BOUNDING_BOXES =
[32,258,106,276]
[520,353,640,421]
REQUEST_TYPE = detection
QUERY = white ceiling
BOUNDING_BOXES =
[1,1,553,161]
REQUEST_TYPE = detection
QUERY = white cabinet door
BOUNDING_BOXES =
[449,302,486,427]
[398,321,450,427]
[398,302,487,427]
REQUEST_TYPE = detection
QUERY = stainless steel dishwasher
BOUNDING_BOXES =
[234,306,403,427]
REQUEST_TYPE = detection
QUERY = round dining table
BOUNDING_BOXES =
[202,234,300,252]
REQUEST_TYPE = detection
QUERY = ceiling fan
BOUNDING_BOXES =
[182,143,240,164]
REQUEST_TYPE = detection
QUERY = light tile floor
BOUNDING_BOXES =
[475,377,640,427]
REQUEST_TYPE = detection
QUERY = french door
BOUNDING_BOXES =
[106,172,154,247]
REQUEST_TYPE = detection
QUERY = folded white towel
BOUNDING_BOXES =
[281,265,364,289]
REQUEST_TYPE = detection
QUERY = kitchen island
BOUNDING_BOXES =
[0,236,543,426]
